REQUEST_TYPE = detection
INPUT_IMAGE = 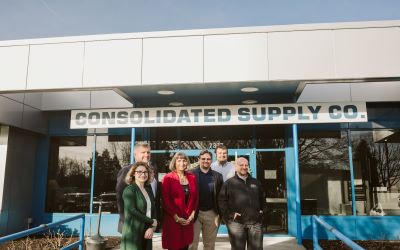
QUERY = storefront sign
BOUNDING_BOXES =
[70,102,368,129]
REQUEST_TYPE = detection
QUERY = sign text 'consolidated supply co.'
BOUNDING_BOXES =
[70,102,368,129]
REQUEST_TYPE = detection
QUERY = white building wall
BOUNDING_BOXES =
[334,27,400,78]
[27,43,85,89]
[0,20,399,91]
[142,36,203,85]
[0,46,29,91]
[204,33,268,82]
[83,39,142,87]
[0,126,9,214]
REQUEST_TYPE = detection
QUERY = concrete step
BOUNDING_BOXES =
[112,235,305,250]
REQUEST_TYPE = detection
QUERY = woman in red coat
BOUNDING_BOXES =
[162,152,199,250]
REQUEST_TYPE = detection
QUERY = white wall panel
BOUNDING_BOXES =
[41,91,90,110]
[0,96,23,126]
[0,126,9,212]
[297,83,351,102]
[90,90,133,108]
[24,92,43,109]
[27,42,84,89]
[268,30,335,80]
[204,33,268,82]
[351,82,400,101]
[335,28,400,78]
[0,46,29,90]
[1,93,25,103]
[21,106,47,134]
[83,39,142,87]
[142,36,203,85]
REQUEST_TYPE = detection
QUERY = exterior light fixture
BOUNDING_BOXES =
[240,87,259,93]
[242,100,258,104]
[157,90,175,95]
[169,102,184,107]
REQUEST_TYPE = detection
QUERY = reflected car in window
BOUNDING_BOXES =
[93,193,118,213]
[61,192,90,213]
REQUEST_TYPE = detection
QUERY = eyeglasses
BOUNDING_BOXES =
[200,158,211,161]
[135,171,148,175]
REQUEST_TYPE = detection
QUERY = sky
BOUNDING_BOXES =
[1,0,400,40]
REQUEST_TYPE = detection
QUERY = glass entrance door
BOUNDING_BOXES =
[256,151,287,234]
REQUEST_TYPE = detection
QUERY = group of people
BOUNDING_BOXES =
[116,143,266,250]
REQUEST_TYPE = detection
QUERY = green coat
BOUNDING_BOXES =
[121,183,156,250]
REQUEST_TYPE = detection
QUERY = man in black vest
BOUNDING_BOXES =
[189,150,223,250]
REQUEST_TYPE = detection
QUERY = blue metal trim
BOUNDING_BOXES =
[292,124,302,245]
[312,216,322,250]
[130,128,136,164]
[32,135,50,228]
[347,129,357,216]
[0,214,85,250]
[254,148,286,152]
[89,135,96,234]
[312,215,364,250]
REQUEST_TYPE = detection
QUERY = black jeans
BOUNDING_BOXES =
[227,221,263,250]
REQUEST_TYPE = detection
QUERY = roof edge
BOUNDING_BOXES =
[1,19,400,46]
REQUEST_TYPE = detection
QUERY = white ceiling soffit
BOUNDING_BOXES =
[297,81,400,103]
[41,90,133,111]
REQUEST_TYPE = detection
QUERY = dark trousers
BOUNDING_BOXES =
[227,221,263,250]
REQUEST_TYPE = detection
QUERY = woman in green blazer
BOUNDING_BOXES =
[122,162,158,250]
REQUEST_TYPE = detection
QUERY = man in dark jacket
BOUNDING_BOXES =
[115,142,160,233]
[189,150,223,250]
[218,157,266,250]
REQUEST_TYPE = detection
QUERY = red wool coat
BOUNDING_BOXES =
[161,171,199,249]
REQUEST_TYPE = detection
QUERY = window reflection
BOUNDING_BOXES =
[46,136,93,213]
[180,126,252,149]
[352,130,400,216]
[299,128,351,215]
[255,125,285,148]
[91,135,130,213]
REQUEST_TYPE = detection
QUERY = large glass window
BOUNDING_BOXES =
[46,136,93,213]
[91,135,130,213]
[299,126,351,215]
[351,129,400,216]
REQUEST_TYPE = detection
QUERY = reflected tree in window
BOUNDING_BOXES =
[89,149,121,196]
[299,136,349,170]
[298,130,351,215]
[353,130,400,215]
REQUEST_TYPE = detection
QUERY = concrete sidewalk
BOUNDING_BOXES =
[150,235,306,250]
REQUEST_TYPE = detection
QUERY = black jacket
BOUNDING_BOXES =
[191,167,223,219]
[218,173,266,225]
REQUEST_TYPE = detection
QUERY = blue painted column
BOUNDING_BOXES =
[89,135,97,215]
[89,134,97,234]
[292,124,302,244]
[347,129,357,216]
[130,128,136,164]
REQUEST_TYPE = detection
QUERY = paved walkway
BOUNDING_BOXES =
[149,235,305,250]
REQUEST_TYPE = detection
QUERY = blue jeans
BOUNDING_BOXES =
[226,221,263,250]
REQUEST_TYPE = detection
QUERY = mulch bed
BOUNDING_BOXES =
[0,236,121,250]
[303,239,400,250]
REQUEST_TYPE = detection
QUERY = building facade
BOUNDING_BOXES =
[1,20,400,240]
